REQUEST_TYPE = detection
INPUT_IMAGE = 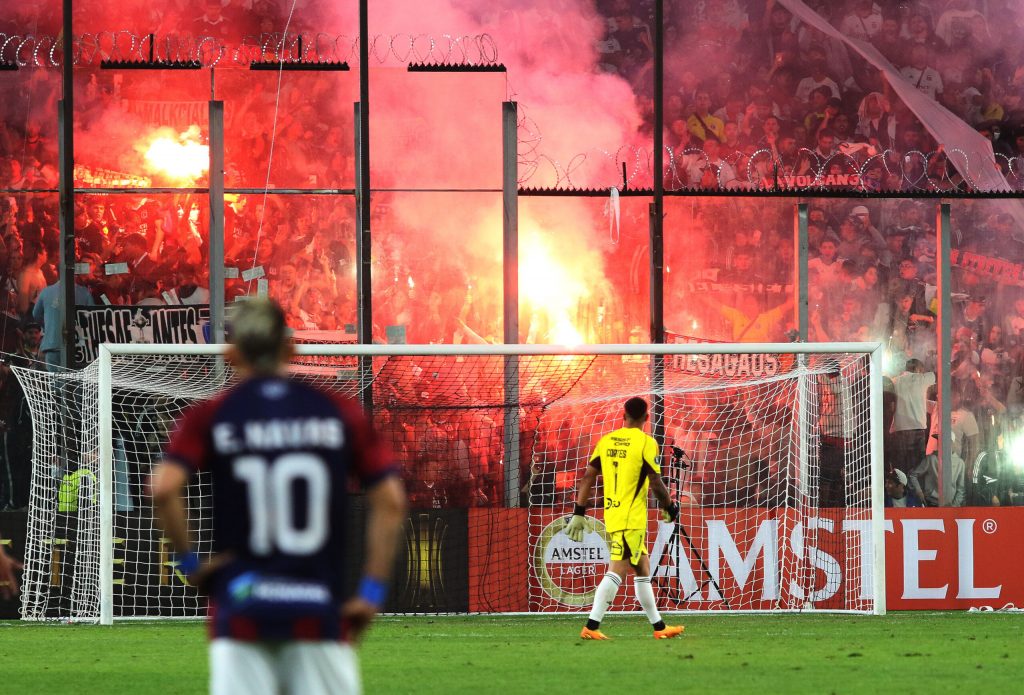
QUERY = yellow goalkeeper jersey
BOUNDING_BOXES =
[589,427,659,533]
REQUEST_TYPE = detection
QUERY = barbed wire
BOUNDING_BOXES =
[0,31,499,68]
[519,143,1024,193]
[5,31,1022,194]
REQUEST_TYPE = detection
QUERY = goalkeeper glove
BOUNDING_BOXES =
[564,509,591,542]
[174,550,200,577]
[661,500,680,524]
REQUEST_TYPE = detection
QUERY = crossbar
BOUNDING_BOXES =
[100,341,880,357]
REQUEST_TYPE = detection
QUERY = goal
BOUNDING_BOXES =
[15,341,885,623]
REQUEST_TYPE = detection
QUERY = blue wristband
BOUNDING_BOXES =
[358,576,388,606]
[174,550,200,576]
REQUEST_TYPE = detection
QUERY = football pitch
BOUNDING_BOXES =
[1,613,1020,693]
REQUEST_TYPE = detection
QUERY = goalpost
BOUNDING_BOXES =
[15,341,885,623]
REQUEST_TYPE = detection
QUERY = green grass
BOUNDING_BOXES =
[1,613,1020,694]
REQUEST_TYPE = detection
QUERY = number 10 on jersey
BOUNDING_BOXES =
[233,453,331,556]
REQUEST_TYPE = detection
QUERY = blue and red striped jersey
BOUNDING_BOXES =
[164,375,396,641]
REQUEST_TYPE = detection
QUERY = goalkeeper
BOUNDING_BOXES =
[565,397,683,640]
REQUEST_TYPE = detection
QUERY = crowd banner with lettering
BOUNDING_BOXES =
[525,507,1024,611]
[761,173,862,189]
[664,333,796,379]
[121,100,208,131]
[75,305,211,364]
[75,306,361,366]
[950,249,1024,288]
[683,282,793,295]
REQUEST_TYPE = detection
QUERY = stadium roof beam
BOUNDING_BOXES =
[407,63,506,72]
[99,59,202,70]
[249,61,349,71]
[517,187,1024,199]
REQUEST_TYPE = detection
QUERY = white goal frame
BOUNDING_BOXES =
[90,340,886,624]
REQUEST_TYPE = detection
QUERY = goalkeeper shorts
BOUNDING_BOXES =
[608,529,647,565]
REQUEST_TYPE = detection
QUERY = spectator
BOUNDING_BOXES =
[855,92,896,150]
[908,449,965,507]
[808,238,842,290]
[872,16,905,65]
[835,214,870,261]
[969,444,1006,506]
[804,128,838,172]
[831,111,855,143]
[958,295,990,341]
[884,468,924,507]
[839,0,883,42]
[817,364,851,507]
[802,86,835,134]
[900,45,944,101]
[713,93,746,130]
[795,45,840,106]
[888,293,933,361]
[980,324,1013,395]
[17,245,47,316]
[686,90,725,144]
[890,358,936,475]
[192,0,234,42]
[854,264,883,300]
[903,12,941,56]
[32,279,96,371]
[1004,297,1024,342]
[15,318,41,363]
[741,94,777,142]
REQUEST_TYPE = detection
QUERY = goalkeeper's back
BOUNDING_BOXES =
[589,426,659,533]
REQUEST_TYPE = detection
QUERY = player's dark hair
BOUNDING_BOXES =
[624,397,648,421]
[229,298,288,374]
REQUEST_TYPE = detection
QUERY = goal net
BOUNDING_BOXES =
[15,342,884,622]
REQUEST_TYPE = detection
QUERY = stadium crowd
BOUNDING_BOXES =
[2,0,1024,512]
[598,0,1024,190]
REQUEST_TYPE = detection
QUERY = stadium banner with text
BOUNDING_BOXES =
[75,305,211,364]
[880,507,1018,610]
[528,507,1024,611]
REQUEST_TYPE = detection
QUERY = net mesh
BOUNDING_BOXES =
[15,346,877,621]
[527,352,875,613]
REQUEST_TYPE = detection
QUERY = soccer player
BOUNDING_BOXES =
[564,397,683,640]
[150,298,406,695]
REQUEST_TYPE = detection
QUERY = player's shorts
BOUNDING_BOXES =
[608,529,647,565]
[210,639,360,695]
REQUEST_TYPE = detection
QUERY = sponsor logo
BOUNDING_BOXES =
[228,572,332,605]
[533,516,609,606]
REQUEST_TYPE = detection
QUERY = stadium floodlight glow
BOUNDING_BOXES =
[1006,433,1024,470]
[15,341,885,623]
